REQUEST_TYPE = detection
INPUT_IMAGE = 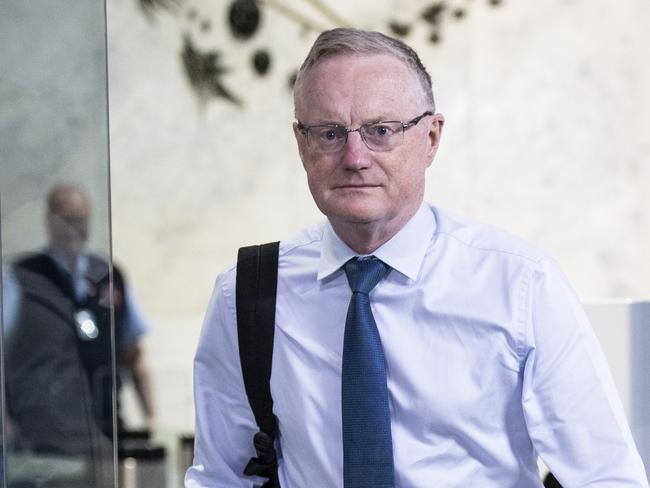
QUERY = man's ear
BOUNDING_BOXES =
[293,122,309,169]
[426,113,445,163]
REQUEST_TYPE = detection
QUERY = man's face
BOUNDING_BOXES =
[47,190,90,258]
[294,54,444,238]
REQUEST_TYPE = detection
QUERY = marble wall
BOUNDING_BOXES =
[1,0,111,258]
[106,0,650,430]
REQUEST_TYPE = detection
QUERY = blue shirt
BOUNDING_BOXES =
[187,203,648,487]
[1,269,20,338]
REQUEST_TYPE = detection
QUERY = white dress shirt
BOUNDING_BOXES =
[186,203,648,487]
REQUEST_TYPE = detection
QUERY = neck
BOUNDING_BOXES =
[49,245,81,274]
[330,207,418,255]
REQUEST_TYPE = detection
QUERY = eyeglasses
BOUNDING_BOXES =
[296,111,434,153]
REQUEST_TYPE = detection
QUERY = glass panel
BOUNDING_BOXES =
[0,1,115,487]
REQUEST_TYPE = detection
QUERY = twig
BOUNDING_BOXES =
[304,0,351,27]
[259,0,331,32]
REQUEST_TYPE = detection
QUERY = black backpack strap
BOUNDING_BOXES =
[236,241,281,488]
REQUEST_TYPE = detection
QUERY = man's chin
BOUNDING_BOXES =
[67,243,87,258]
[327,208,384,226]
[316,196,394,227]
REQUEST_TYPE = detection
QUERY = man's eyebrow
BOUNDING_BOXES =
[365,114,401,123]
[306,114,402,126]
[361,114,403,125]
[308,120,345,126]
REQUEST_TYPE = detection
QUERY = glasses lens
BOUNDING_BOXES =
[361,122,403,151]
[310,125,347,152]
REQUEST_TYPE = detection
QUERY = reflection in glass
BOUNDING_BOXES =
[6,217,114,486]
[1,1,116,486]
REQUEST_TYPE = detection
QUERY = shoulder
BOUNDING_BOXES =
[13,253,65,294]
[12,265,75,323]
[14,252,52,271]
[278,221,324,266]
[222,221,324,278]
[430,205,547,265]
[213,221,325,302]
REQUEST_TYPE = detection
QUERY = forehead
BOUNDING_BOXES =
[52,191,89,216]
[296,54,422,121]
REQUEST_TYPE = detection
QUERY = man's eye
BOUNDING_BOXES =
[367,124,395,137]
[317,127,342,141]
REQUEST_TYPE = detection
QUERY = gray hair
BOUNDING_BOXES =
[293,28,435,113]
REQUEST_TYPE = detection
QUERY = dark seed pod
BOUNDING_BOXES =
[429,30,441,43]
[252,49,271,76]
[228,0,261,40]
[421,2,446,26]
[388,20,411,37]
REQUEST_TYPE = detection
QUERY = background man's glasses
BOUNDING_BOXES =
[296,111,433,153]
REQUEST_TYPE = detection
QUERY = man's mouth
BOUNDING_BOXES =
[333,184,380,189]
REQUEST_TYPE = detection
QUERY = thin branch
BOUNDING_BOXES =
[303,0,352,27]
[259,0,331,32]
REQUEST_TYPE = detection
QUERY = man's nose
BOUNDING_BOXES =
[340,129,371,169]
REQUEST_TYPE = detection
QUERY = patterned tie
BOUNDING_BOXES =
[342,257,394,488]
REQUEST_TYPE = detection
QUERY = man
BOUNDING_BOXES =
[10,184,154,437]
[6,185,118,487]
[187,29,648,487]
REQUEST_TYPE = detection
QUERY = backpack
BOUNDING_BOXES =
[236,242,281,488]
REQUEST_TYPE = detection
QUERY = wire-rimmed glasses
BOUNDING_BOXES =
[296,111,433,153]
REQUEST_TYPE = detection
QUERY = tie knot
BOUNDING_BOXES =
[344,257,389,294]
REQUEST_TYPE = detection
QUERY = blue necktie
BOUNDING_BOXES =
[342,257,394,488]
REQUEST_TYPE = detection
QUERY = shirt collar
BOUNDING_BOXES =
[317,203,435,282]
[46,247,89,278]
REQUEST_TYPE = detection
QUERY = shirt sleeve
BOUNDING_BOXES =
[185,268,265,488]
[119,284,150,347]
[2,268,21,338]
[521,258,649,486]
